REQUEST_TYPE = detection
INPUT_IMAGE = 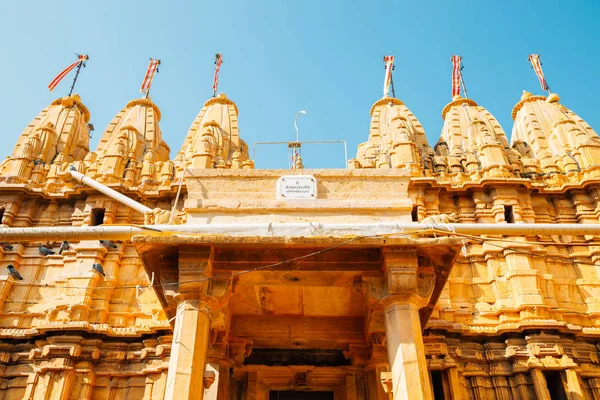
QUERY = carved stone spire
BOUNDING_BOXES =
[511,91,600,173]
[87,97,170,184]
[175,93,254,171]
[349,96,430,175]
[0,94,91,184]
[439,95,512,178]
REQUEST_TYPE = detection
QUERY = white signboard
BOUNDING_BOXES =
[276,175,317,200]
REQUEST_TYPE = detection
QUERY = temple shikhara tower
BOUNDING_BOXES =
[2,54,600,400]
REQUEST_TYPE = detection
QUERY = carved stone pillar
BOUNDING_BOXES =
[510,373,536,400]
[164,298,212,400]
[588,377,600,398]
[365,248,438,400]
[384,302,431,400]
[30,358,75,400]
[446,367,468,400]
[74,363,95,400]
[530,368,551,400]
[491,376,511,400]
[564,369,585,400]
[162,246,234,400]
[23,373,38,399]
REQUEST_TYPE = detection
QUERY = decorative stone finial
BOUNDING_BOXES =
[546,93,560,103]
[521,91,533,101]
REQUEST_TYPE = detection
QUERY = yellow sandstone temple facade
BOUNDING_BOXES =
[0,85,600,400]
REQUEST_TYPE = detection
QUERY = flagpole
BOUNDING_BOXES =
[68,55,87,97]
[213,53,222,98]
[459,67,469,99]
[145,60,160,99]
[528,54,551,96]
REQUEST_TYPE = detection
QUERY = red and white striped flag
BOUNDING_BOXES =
[48,54,88,92]
[383,55,394,97]
[140,58,160,94]
[528,54,550,92]
[212,53,223,97]
[451,55,462,98]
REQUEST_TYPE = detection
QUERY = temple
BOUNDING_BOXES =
[1,71,600,400]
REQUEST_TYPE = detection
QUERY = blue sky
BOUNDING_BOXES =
[1,1,599,169]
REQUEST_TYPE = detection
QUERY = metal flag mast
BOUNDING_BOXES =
[528,54,551,95]
[140,58,161,99]
[460,67,469,99]
[451,55,469,99]
[383,56,395,98]
[212,53,223,97]
[48,54,88,95]
[68,55,88,96]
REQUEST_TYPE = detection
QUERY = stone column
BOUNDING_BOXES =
[446,367,468,400]
[491,376,511,400]
[588,377,600,398]
[79,372,95,400]
[384,302,432,400]
[509,373,535,400]
[564,369,585,400]
[530,369,551,400]
[366,248,439,400]
[164,298,212,400]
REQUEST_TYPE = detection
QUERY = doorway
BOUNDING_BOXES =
[269,391,334,400]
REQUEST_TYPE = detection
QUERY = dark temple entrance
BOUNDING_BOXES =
[269,391,334,400]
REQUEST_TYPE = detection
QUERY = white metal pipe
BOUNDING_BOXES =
[68,169,152,215]
[3,222,600,242]
[0,226,150,241]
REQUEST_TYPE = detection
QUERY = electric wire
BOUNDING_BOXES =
[5,227,600,291]
[3,230,433,290]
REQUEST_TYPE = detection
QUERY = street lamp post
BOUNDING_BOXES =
[294,110,307,142]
